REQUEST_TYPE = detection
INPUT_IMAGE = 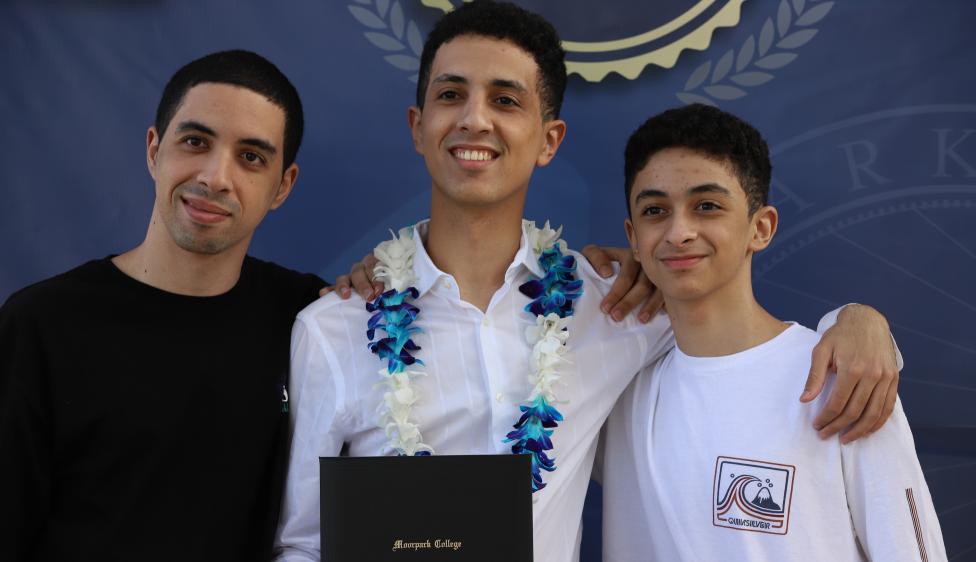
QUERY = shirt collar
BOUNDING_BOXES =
[409,219,545,299]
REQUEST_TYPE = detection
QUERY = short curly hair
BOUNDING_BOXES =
[624,104,771,215]
[416,0,567,121]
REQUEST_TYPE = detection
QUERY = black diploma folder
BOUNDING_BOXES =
[320,455,533,561]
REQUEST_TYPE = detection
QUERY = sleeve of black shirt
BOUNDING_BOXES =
[0,293,54,560]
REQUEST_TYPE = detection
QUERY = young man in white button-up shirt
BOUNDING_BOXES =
[274,3,900,561]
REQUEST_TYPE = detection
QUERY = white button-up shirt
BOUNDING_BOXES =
[273,220,674,562]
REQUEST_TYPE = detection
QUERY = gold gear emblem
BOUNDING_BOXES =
[421,0,748,82]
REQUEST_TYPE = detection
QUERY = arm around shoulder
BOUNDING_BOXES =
[806,304,902,442]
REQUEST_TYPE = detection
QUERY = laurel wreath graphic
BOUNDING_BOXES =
[348,0,424,83]
[677,0,834,105]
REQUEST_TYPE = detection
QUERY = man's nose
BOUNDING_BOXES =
[666,212,697,246]
[457,97,492,135]
[196,150,234,192]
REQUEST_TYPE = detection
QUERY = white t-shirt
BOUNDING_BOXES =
[602,323,946,562]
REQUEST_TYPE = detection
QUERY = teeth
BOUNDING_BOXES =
[454,149,494,161]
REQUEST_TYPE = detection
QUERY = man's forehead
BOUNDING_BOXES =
[174,83,285,140]
[430,34,539,86]
[637,150,743,194]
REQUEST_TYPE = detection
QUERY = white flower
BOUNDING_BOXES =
[373,227,417,292]
[525,312,571,346]
[375,367,434,456]
[525,313,571,401]
[524,219,567,255]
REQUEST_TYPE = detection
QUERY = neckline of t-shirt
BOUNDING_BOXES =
[671,322,803,372]
[101,255,249,303]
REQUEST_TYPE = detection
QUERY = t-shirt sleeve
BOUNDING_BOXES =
[841,397,947,561]
[0,295,53,560]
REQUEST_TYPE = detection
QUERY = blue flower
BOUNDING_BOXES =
[366,287,423,374]
[505,395,564,492]
[519,247,583,318]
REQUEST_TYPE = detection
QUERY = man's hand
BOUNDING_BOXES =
[801,304,899,444]
[580,245,663,323]
[326,253,381,300]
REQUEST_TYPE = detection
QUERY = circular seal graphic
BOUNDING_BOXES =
[755,105,976,423]
[421,0,747,82]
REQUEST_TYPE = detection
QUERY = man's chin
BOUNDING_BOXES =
[171,229,232,256]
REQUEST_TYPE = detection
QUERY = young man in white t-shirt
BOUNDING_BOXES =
[602,104,946,561]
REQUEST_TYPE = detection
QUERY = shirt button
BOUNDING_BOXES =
[442,279,452,290]
[495,393,504,403]
[482,318,490,327]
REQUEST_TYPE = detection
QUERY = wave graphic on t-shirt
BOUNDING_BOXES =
[716,474,785,527]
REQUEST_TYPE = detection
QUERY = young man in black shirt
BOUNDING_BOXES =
[0,50,324,561]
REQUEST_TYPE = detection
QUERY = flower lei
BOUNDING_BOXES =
[365,221,582,492]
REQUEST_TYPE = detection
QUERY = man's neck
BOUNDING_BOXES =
[425,195,525,312]
[665,280,788,357]
[112,215,248,297]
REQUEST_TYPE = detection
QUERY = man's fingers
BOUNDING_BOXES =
[839,380,888,443]
[350,253,380,300]
[811,364,855,430]
[817,379,873,438]
[801,343,833,403]
[869,375,899,434]
[325,277,352,299]
[609,273,654,321]
[637,287,664,324]
[582,244,615,278]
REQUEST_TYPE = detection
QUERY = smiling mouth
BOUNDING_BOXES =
[181,197,231,224]
[451,148,498,162]
[660,255,705,269]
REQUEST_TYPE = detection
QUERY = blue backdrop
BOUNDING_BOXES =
[2,1,974,559]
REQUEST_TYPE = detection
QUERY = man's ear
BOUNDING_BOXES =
[624,216,641,263]
[269,163,299,210]
[146,126,160,179]
[749,204,779,252]
[536,119,567,167]
[408,106,423,155]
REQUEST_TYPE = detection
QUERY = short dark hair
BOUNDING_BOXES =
[624,104,772,214]
[154,49,304,171]
[416,0,567,121]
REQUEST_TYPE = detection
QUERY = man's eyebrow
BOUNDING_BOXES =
[430,74,528,94]
[688,183,732,196]
[241,137,277,156]
[431,73,467,85]
[633,183,732,203]
[175,120,216,137]
[491,78,527,93]
[633,188,668,203]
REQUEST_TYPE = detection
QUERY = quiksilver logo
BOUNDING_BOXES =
[713,456,795,535]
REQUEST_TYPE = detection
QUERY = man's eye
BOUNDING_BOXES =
[642,206,665,216]
[438,90,459,100]
[242,152,264,165]
[496,95,518,106]
[184,136,205,148]
[698,201,722,211]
